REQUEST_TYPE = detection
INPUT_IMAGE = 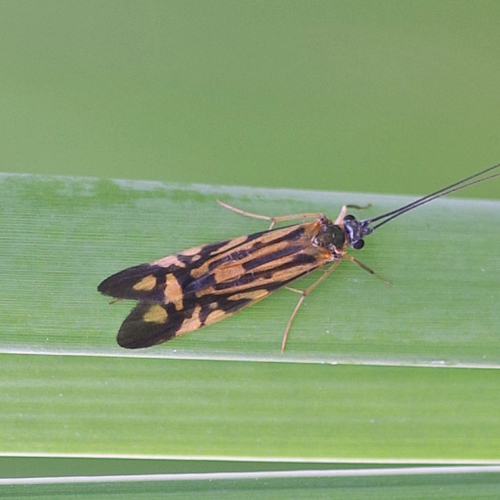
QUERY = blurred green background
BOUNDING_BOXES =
[1,0,500,489]
[1,0,499,198]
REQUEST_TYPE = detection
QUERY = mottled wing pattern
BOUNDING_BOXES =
[98,220,334,348]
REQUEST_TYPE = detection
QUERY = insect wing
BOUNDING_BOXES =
[115,289,270,348]
[99,220,332,348]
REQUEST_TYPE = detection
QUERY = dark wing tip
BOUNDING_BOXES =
[98,264,150,295]
[98,264,166,301]
[117,302,178,349]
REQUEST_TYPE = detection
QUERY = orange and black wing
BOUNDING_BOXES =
[98,221,334,348]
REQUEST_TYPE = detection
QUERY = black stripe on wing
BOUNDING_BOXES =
[116,267,313,349]
[117,293,255,349]
[98,264,187,303]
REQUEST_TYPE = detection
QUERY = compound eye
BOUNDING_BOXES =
[343,214,355,221]
[352,239,365,250]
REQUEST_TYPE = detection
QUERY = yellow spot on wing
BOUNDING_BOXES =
[143,304,168,324]
[212,264,245,284]
[153,254,186,268]
[179,245,203,256]
[132,274,157,292]
[164,274,183,309]
[215,235,249,254]
[178,305,202,335]
[204,308,228,324]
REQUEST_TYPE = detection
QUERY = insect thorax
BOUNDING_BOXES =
[313,218,346,255]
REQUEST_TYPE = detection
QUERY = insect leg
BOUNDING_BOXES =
[217,199,324,229]
[281,294,306,354]
[217,199,273,221]
[343,254,391,285]
[334,204,371,224]
[281,260,342,353]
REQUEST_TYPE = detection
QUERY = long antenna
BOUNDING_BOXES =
[362,163,500,232]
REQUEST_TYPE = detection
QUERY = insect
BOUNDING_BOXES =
[99,163,500,352]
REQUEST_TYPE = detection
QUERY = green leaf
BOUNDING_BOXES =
[2,467,500,499]
[1,173,498,366]
[0,173,499,489]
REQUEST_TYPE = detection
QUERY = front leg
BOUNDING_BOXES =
[334,204,371,225]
